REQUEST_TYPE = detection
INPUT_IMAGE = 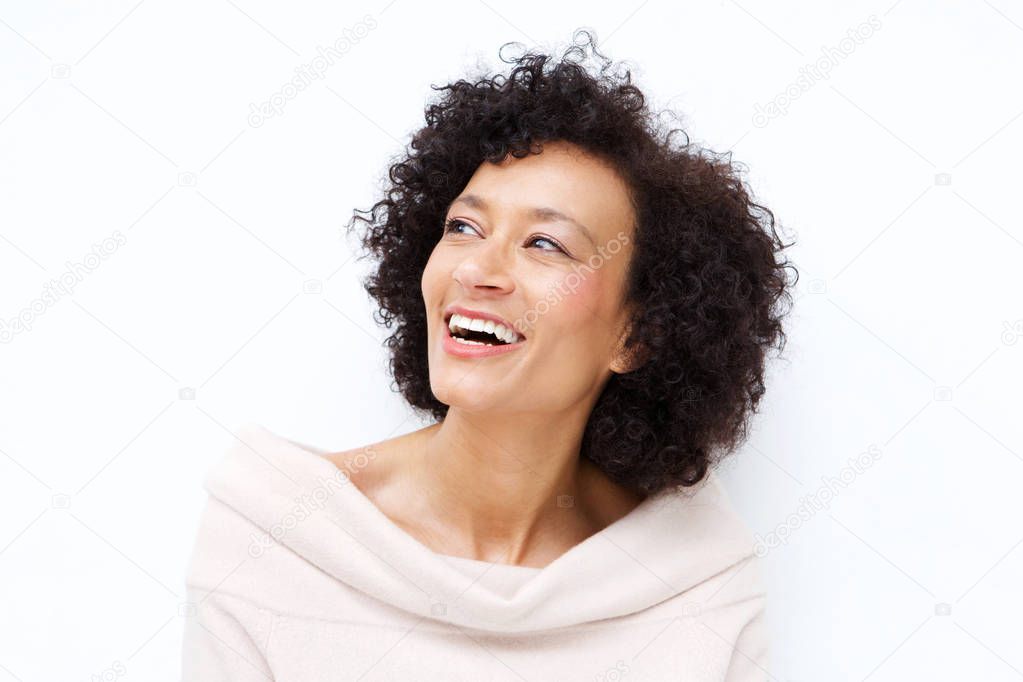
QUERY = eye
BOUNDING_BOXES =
[442,218,569,256]
[526,235,567,254]
[443,218,476,236]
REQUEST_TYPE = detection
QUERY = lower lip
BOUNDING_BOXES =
[442,321,526,358]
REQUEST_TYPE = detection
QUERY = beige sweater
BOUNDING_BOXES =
[181,423,770,680]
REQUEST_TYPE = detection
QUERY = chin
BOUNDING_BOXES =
[429,379,506,415]
[431,380,481,408]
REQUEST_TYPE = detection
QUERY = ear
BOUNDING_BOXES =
[609,320,648,374]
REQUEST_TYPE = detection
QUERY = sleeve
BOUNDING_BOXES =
[722,598,770,682]
[180,586,276,681]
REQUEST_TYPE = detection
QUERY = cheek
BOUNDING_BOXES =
[540,269,604,330]
[420,251,446,301]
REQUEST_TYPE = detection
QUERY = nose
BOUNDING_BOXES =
[451,237,516,294]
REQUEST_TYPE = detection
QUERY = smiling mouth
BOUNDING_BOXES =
[444,312,525,346]
[450,327,509,345]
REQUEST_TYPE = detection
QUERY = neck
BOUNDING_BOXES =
[407,406,604,565]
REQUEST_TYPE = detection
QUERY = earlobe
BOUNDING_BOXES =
[609,322,647,374]
[610,344,647,374]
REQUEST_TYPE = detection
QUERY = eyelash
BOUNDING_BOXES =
[442,218,568,255]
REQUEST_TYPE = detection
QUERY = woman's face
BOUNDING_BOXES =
[421,140,638,416]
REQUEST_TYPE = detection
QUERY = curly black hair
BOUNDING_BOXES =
[344,29,798,497]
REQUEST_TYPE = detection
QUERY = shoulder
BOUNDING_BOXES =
[184,494,265,593]
[184,423,337,599]
[320,434,397,501]
[321,423,436,502]
[322,440,386,486]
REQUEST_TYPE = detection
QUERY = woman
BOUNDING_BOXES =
[182,29,796,681]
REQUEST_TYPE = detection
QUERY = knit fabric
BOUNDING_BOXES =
[181,423,770,680]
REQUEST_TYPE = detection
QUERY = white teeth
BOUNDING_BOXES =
[447,313,522,344]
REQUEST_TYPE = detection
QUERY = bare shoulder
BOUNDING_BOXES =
[322,424,434,499]
[322,438,389,495]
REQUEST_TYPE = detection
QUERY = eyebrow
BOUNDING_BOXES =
[449,193,597,247]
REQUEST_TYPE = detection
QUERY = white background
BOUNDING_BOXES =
[2,1,1022,680]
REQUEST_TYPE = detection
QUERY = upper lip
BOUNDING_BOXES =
[443,305,525,339]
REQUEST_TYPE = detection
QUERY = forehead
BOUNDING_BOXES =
[458,141,635,240]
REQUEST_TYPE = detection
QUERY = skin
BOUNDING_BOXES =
[328,140,648,568]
